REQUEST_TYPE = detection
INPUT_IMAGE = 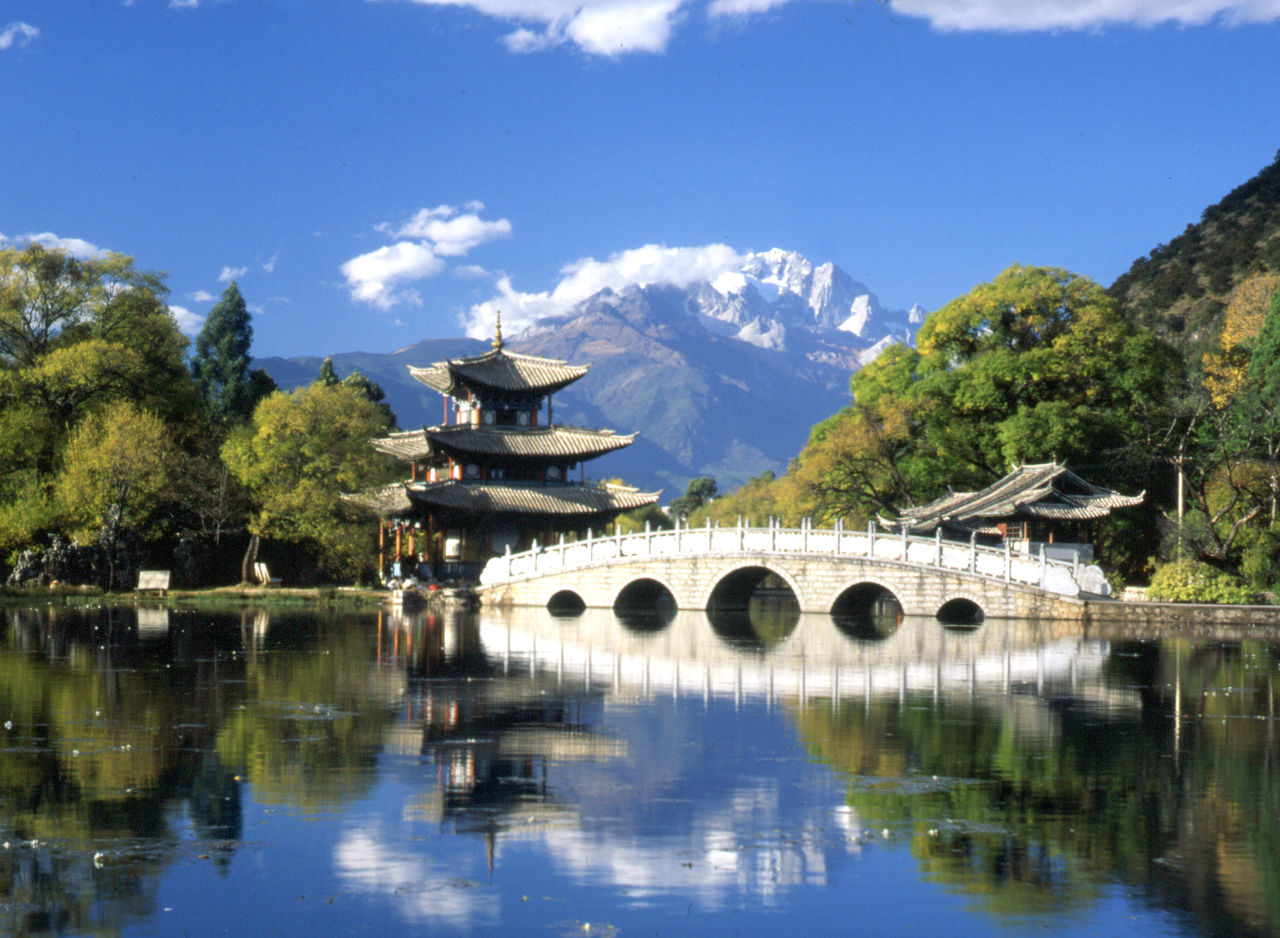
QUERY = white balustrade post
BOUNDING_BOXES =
[901,525,908,561]
[532,538,539,573]
[1072,549,1080,583]
[836,518,842,555]
[771,517,776,552]
[935,528,942,567]
[1039,542,1047,589]
[1004,539,1011,582]
[868,520,875,557]
[803,517,809,553]
[969,531,977,573]
[645,519,653,556]
[616,522,622,555]
[738,516,745,552]
[586,527,593,563]
[706,517,713,552]
[676,518,682,553]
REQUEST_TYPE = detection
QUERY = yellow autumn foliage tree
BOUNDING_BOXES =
[1204,272,1280,406]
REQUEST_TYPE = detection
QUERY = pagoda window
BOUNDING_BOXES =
[546,464,562,482]
[464,463,481,480]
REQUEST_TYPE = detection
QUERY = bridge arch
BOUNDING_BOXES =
[546,589,586,616]
[700,561,805,612]
[829,580,903,641]
[613,576,679,615]
[936,593,986,628]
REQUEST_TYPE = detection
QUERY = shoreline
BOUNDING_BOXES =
[0,584,392,611]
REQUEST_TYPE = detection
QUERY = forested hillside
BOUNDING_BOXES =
[1110,150,1280,357]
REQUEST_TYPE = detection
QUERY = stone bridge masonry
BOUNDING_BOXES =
[477,520,1102,621]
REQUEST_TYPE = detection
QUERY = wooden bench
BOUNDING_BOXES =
[253,562,282,588]
[136,570,171,595]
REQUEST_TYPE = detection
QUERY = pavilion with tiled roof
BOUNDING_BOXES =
[348,317,659,580]
[887,461,1143,559]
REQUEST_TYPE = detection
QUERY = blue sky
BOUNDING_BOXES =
[2,1,1279,357]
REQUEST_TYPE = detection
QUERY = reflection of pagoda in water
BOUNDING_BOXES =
[379,610,625,843]
[350,319,659,580]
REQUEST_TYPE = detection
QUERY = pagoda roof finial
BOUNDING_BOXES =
[492,311,504,351]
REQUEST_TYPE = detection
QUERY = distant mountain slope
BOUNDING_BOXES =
[256,251,922,495]
[1110,150,1280,355]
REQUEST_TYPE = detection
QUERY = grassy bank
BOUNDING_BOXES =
[0,584,390,611]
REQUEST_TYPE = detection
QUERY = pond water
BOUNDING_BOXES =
[1,601,1278,937]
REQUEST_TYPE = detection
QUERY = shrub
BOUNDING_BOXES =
[1146,559,1256,604]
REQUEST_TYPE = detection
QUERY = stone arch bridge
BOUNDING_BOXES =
[477,521,1109,622]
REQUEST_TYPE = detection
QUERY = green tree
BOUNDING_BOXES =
[0,244,197,565]
[340,369,397,428]
[190,282,257,422]
[222,383,398,581]
[54,401,174,589]
[669,476,717,520]
[315,356,339,386]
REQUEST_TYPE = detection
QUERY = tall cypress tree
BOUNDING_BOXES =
[191,281,254,422]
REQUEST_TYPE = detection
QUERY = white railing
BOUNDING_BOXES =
[478,518,1107,597]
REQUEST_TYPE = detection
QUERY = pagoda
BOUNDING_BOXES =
[886,461,1144,562]
[351,318,660,580]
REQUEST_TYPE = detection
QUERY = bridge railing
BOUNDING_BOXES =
[479,519,1106,597]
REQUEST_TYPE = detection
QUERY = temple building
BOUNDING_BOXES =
[350,322,659,580]
[887,461,1144,562]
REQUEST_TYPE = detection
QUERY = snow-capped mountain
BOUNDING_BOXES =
[258,250,925,495]
[694,249,923,353]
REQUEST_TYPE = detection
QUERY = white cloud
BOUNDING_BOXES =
[343,203,511,309]
[341,241,445,309]
[168,304,205,337]
[169,0,199,8]
[188,290,217,303]
[0,22,39,50]
[219,266,247,282]
[887,0,1280,31]
[463,242,750,336]
[386,0,1280,51]
[390,0,687,55]
[0,231,104,257]
[388,205,512,256]
[262,252,279,274]
[706,0,788,16]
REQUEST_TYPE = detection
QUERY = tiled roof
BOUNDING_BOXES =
[370,429,434,461]
[409,348,588,397]
[894,462,1144,532]
[426,425,636,459]
[370,425,637,462]
[408,481,660,518]
[342,484,413,516]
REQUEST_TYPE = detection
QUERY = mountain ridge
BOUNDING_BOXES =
[256,250,923,495]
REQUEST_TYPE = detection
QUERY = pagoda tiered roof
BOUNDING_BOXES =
[371,425,637,462]
[891,461,1144,534]
[407,480,659,518]
[409,347,589,398]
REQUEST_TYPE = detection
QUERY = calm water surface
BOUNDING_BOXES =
[1,602,1278,936]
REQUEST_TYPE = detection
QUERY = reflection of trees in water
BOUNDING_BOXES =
[0,605,393,932]
[788,637,1280,937]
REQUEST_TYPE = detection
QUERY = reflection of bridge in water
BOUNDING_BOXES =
[392,606,1143,715]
